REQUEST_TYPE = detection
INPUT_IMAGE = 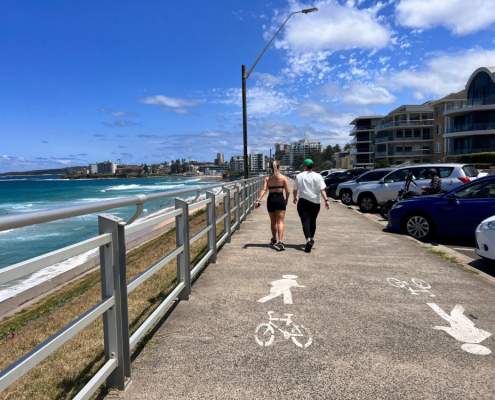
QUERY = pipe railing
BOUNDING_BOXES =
[0,176,264,399]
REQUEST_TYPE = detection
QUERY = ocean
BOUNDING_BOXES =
[0,175,212,270]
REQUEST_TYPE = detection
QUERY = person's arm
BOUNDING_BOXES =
[255,177,268,206]
[283,177,290,204]
[293,179,298,204]
[319,176,330,209]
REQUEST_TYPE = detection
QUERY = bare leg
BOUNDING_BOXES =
[269,212,277,240]
[276,211,286,242]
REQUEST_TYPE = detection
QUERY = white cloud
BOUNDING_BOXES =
[342,83,396,105]
[220,86,297,116]
[298,101,357,132]
[269,0,390,80]
[277,0,391,53]
[396,0,495,35]
[140,95,198,113]
[383,48,495,97]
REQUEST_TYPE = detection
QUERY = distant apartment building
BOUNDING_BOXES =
[89,161,117,175]
[443,67,495,159]
[96,161,117,175]
[275,143,291,166]
[335,151,352,169]
[349,116,383,168]
[431,90,466,161]
[215,153,224,165]
[249,153,266,174]
[229,155,244,173]
[289,139,321,165]
[374,104,435,165]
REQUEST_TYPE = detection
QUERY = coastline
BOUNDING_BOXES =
[0,185,225,319]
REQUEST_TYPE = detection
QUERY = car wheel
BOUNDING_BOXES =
[404,214,433,241]
[340,190,352,205]
[358,194,376,213]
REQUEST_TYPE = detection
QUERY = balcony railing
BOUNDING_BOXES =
[0,176,264,399]
[447,121,495,134]
[376,119,434,129]
[445,98,495,112]
[448,147,495,155]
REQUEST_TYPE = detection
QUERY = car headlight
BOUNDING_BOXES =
[391,203,403,210]
[480,221,495,230]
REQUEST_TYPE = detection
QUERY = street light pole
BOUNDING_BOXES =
[241,7,318,179]
[242,64,249,179]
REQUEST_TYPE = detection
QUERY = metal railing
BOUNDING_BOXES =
[0,176,264,399]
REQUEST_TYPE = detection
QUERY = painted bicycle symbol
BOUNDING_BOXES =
[387,277,435,297]
[254,311,312,349]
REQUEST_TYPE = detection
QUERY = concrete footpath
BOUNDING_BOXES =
[111,201,495,400]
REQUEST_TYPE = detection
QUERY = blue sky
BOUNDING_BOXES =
[2,0,495,172]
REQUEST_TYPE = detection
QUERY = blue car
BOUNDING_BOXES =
[388,175,495,241]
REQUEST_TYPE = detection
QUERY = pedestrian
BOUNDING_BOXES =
[292,159,329,253]
[255,160,290,251]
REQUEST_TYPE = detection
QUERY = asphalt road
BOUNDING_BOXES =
[110,200,495,400]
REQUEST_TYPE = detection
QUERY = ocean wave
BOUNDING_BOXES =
[103,183,186,192]
[0,249,98,303]
[0,229,13,235]
[0,178,28,181]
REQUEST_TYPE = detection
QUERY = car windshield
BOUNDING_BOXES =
[462,165,479,177]
[453,180,495,199]
[356,170,391,183]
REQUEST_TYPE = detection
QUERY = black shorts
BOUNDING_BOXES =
[267,192,286,213]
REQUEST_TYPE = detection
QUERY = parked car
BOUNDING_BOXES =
[353,164,480,212]
[336,168,395,205]
[320,169,344,178]
[387,175,495,241]
[476,215,495,261]
[325,168,368,198]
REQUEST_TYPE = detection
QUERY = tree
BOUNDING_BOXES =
[343,143,351,152]
[332,144,341,153]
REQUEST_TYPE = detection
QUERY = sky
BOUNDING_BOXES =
[2,0,495,172]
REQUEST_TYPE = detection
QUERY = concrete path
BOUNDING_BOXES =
[112,201,495,400]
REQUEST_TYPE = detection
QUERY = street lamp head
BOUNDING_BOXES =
[301,7,319,14]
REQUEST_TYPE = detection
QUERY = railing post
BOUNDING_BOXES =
[235,184,241,230]
[98,214,131,389]
[241,181,247,220]
[223,187,231,242]
[175,199,191,300]
[206,191,217,263]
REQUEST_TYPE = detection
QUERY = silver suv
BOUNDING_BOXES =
[336,168,395,205]
[352,164,480,212]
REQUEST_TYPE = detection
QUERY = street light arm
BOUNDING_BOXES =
[245,11,300,79]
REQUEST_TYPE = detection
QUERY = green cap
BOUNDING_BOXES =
[303,159,314,168]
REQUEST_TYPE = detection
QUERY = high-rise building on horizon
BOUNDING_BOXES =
[249,153,266,174]
[215,153,224,165]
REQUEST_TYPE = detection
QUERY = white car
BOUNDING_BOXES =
[336,168,395,205]
[320,169,345,178]
[476,215,495,261]
[352,163,480,212]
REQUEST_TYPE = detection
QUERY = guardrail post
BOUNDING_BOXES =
[241,181,247,220]
[175,199,191,300]
[98,214,131,389]
[223,187,231,242]
[235,184,241,230]
[206,191,217,263]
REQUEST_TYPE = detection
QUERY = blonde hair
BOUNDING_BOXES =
[271,160,280,175]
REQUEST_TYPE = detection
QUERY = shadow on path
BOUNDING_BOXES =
[243,243,306,252]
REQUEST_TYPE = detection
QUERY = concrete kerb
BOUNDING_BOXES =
[334,201,495,287]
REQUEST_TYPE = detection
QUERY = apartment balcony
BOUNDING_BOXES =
[388,150,432,158]
[444,99,495,117]
[447,147,494,156]
[374,136,432,144]
[446,122,495,137]
[375,119,434,130]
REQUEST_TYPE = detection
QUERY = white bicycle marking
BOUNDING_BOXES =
[427,303,492,355]
[387,277,435,297]
[254,311,312,348]
[258,275,305,305]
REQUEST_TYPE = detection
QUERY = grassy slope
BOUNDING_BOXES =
[0,203,229,400]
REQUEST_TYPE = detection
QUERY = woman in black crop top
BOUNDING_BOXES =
[255,160,290,251]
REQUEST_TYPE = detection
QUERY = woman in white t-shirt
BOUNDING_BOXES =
[292,159,329,253]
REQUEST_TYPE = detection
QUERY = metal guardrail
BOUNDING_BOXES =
[0,176,264,399]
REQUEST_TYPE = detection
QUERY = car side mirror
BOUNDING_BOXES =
[446,193,457,201]
[378,180,385,184]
